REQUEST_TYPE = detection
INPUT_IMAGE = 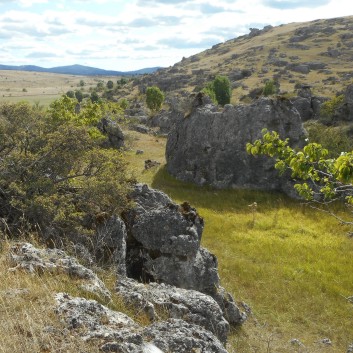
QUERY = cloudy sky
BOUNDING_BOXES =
[0,0,351,71]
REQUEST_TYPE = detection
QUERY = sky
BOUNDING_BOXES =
[0,0,352,72]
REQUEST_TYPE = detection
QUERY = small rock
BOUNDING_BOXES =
[136,149,144,155]
[320,338,332,345]
[144,159,161,170]
[290,338,303,346]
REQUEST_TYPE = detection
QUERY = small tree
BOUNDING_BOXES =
[107,80,114,90]
[75,90,83,102]
[247,129,353,232]
[146,86,165,113]
[213,75,231,106]
[262,80,278,96]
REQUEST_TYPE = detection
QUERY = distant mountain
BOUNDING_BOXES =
[0,64,161,76]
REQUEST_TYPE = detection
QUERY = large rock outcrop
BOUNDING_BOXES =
[166,97,307,193]
[122,184,245,326]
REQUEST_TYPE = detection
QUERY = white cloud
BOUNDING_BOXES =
[0,0,351,70]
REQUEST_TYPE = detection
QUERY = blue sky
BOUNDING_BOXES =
[0,0,351,71]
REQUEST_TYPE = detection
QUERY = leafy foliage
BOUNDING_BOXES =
[0,100,131,240]
[305,121,353,157]
[146,86,165,112]
[201,83,218,104]
[262,80,278,96]
[247,129,353,228]
[320,94,344,120]
[213,75,231,106]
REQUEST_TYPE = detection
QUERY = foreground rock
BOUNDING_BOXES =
[166,97,306,194]
[123,184,246,325]
[9,243,111,300]
[117,277,230,343]
[55,293,228,353]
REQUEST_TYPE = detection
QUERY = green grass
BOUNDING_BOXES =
[124,133,353,352]
[152,168,353,352]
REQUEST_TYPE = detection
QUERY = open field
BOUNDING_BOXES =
[0,70,121,106]
[125,131,353,353]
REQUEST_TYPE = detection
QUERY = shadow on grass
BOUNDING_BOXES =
[151,166,297,212]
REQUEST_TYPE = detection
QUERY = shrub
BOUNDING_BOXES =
[146,86,165,113]
[0,101,131,240]
[320,94,344,120]
[262,80,278,96]
[213,75,231,106]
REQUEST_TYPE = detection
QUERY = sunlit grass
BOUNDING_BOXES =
[125,132,353,352]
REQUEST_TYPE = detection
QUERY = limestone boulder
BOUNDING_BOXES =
[123,184,245,325]
[9,243,111,300]
[166,97,307,194]
[55,293,229,353]
[117,278,230,343]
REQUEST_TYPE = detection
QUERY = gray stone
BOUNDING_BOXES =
[144,159,161,170]
[347,343,353,353]
[143,319,228,353]
[9,243,111,300]
[55,293,229,353]
[55,293,139,341]
[166,98,306,194]
[98,117,124,149]
[117,278,230,343]
[124,184,245,326]
[291,97,313,121]
[129,124,151,134]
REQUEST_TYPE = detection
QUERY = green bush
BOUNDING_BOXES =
[0,101,131,239]
[213,75,231,106]
[320,94,344,120]
[146,86,165,113]
[262,80,277,96]
[305,121,353,157]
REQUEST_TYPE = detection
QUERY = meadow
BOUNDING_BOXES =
[0,70,119,106]
[0,91,351,352]
[126,131,353,353]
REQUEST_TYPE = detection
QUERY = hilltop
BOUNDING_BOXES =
[136,15,353,101]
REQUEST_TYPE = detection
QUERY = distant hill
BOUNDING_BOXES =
[0,64,161,76]
[136,15,353,101]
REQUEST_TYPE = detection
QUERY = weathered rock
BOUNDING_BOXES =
[129,124,151,134]
[143,319,228,353]
[166,98,306,194]
[123,184,245,325]
[144,159,161,170]
[291,97,313,121]
[117,277,230,343]
[55,293,143,348]
[347,343,353,353]
[9,243,111,300]
[55,293,229,353]
[344,83,353,121]
[93,215,127,276]
[98,117,125,149]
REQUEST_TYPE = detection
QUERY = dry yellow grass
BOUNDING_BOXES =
[0,70,120,106]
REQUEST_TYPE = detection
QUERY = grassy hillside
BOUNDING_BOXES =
[126,132,353,353]
[139,15,353,102]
